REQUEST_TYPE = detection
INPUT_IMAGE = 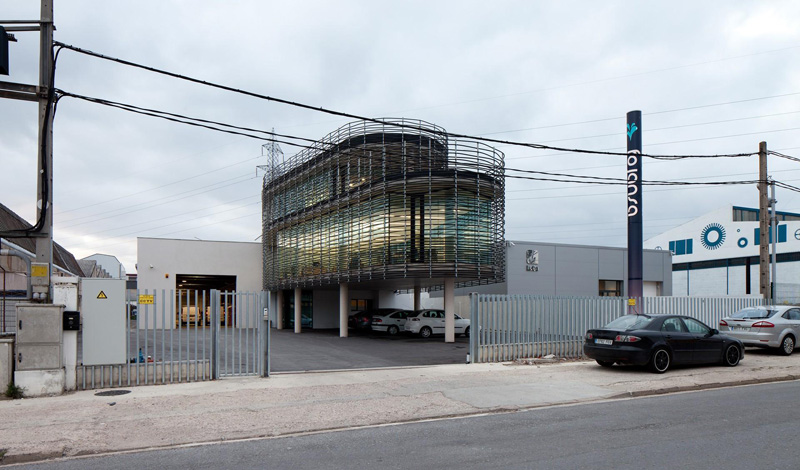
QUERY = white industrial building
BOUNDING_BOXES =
[645,205,800,297]
[136,237,671,331]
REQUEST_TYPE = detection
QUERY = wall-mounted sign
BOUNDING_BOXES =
[138,294,154,305]
[526,249,539,272]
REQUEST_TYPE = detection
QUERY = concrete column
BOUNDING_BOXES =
[294,288,302,334]
[276,290,284,330]
[444,278,455,343]
[339,282,349,337]
[413,286,421,312]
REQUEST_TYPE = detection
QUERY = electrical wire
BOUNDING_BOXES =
[54,41,757,161]
[770,151,800,163]
[57,91,319,150]
[0,45,61,238]
[504,167,759,186]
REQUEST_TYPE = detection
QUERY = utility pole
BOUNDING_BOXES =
[758,142,769,301]
[770,179,778,303]
[35,0,55,302]
[0,2,55,301]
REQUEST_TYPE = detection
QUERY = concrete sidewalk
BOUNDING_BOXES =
[2,348,799,465]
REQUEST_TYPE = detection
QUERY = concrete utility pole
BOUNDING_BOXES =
[758,142,769,300]
[0,1,55,302]
[770,179,778,302]
[35,0,55,302]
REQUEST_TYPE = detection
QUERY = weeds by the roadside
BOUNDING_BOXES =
[5,382,24,399]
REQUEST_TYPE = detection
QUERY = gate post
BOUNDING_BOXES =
[261,291,270,377]
[469,292,478,364]
[211,289,220,380]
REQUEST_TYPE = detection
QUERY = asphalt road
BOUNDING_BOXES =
[14,379,800,470]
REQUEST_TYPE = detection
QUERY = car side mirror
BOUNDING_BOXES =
[710,328,719,336]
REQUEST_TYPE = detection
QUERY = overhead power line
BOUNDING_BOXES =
[54,41,756,161]
[57,91,318,150]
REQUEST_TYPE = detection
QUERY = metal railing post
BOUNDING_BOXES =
[211,289,220,380]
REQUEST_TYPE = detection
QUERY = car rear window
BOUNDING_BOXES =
[730,307,776,319]
[604,315,652,330]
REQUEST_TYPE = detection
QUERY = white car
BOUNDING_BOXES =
[371,309,412,336]
[404,309,470,338]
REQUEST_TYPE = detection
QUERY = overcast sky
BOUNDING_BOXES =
[3,1,799,274]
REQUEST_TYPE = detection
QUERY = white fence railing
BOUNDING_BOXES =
[468,295,765,363]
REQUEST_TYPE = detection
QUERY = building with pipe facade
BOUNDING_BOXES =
[261,119,505,340]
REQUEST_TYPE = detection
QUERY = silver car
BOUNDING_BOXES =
[719,305,800,355]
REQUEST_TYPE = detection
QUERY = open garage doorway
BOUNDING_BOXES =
[175,275,236,326]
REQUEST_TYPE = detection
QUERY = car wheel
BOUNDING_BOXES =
[465,326,471,338]
[387,325,399,336]
[596,360,614,368]
[420,326,432,338]
[649,348,670,374]
[724,344,741,366]
[779,335,795,356]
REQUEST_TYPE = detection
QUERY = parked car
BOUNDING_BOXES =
[181,306,211,325]
[584,314,743,373]
[719,305,800,355]
[350,309,404,332]
[404,309,470,338]
[347,310,365,330]
[371,310,412,335]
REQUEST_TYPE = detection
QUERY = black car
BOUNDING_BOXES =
[584,314,744,373]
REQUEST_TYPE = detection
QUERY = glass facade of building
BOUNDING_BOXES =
[262,119,505,291]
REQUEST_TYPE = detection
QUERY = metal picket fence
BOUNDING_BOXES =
[77,289,269,390]
[468,294,765,363]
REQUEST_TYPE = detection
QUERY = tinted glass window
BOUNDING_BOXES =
[683,318,710,335]
[661,318,687,333]
[605,315,652,331]
[423,311,432,318]
[784,309,800,320]
[731,308,776,319]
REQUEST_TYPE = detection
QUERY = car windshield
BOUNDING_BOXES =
[730,307,776,319]
[604,315,652,331]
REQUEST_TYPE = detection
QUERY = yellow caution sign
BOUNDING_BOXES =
[97,291,108,299]
[31,264,49,277]
[139,294,154,305]
[628,298,636,306]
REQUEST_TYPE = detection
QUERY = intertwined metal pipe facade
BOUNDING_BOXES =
[262,119,505,291]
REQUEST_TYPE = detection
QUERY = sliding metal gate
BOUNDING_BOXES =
[77,289,269,390]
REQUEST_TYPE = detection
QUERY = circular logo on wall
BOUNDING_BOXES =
[700,223,726,250]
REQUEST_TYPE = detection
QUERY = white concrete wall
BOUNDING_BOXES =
[312,290,339,328]
[674,261,800,296]
[377,291,442,310]
[137,238,262,293]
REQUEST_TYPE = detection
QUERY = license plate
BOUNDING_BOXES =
[731,326,749,331]
[595,339,613,345]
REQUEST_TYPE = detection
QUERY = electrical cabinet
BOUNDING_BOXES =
[80,279,126,365]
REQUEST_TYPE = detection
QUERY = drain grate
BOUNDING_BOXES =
[94,390,131,397]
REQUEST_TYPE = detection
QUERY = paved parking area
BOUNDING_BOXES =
[80,325,471,374]
[270,328,471,372]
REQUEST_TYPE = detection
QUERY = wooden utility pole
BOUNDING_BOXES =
[758,141,769,300]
